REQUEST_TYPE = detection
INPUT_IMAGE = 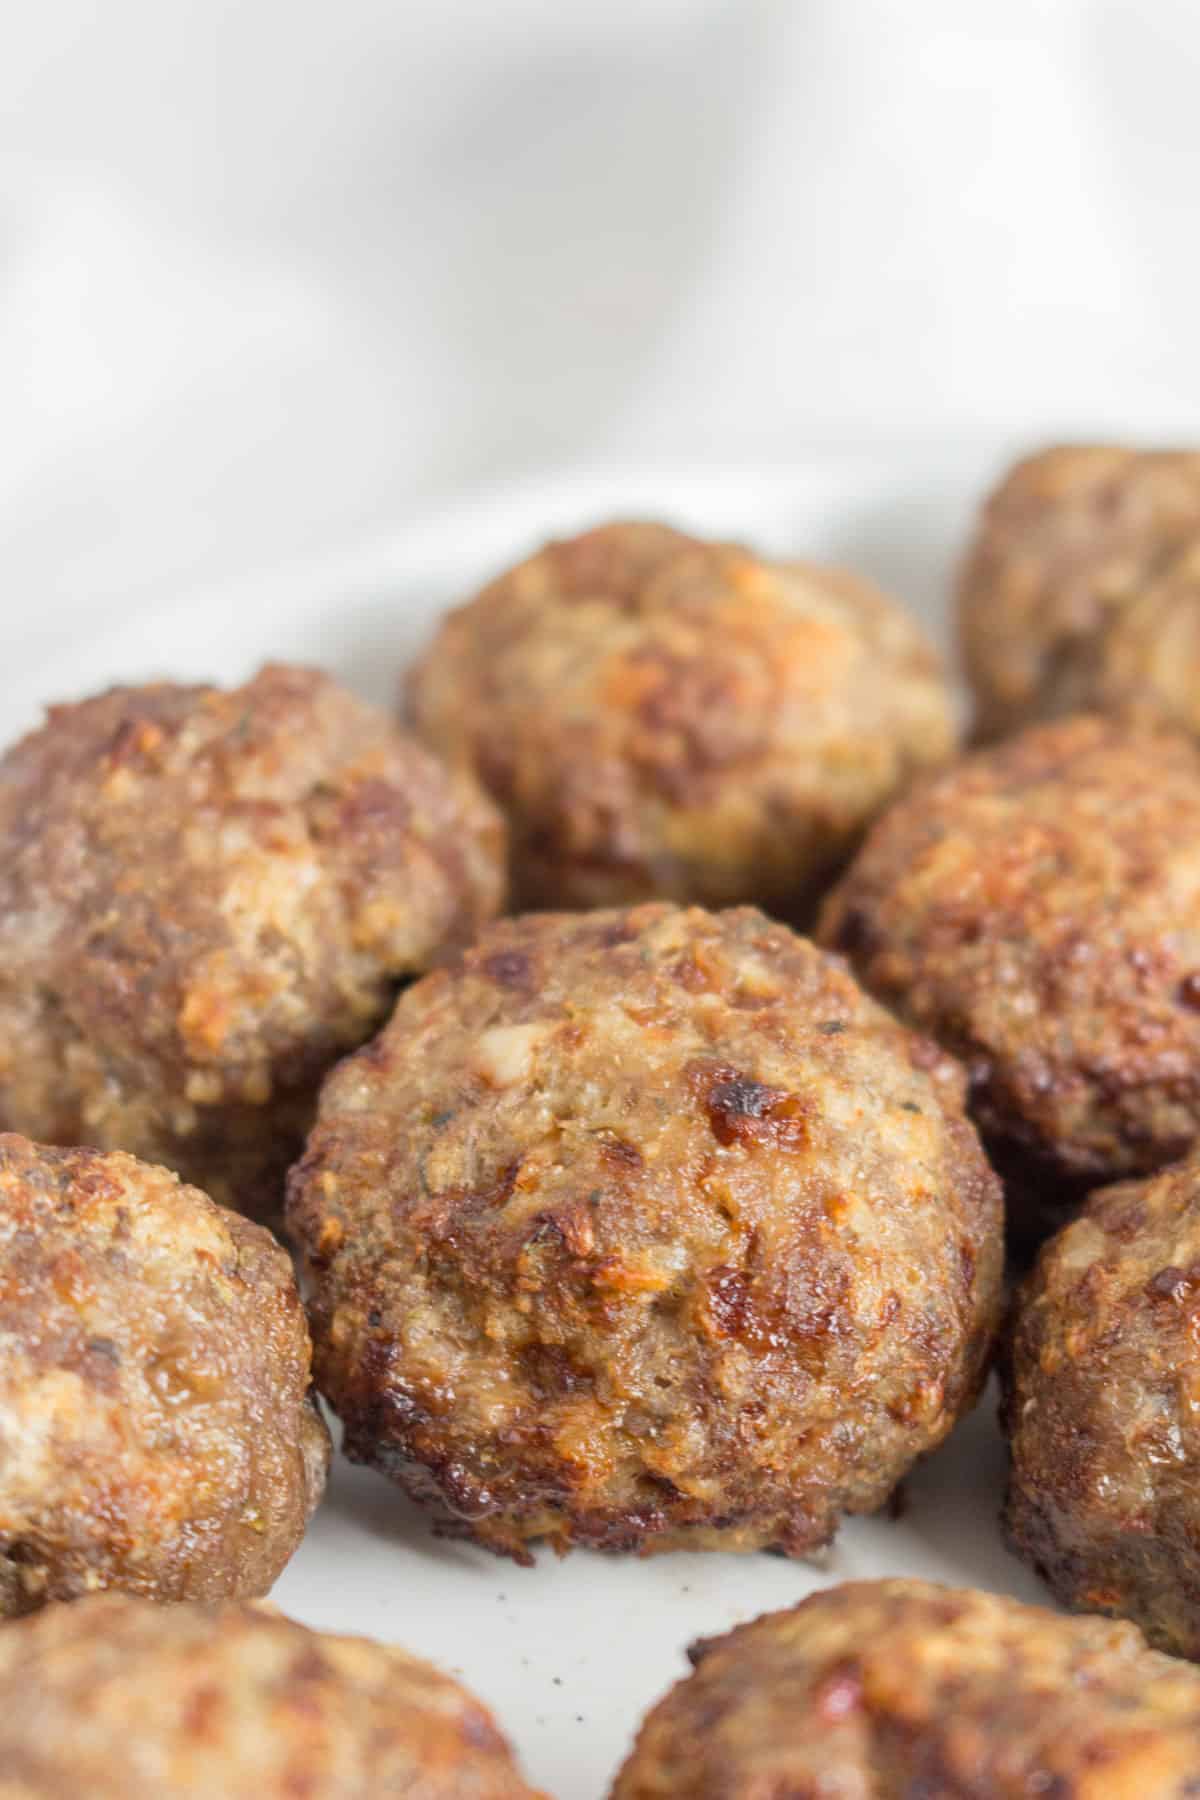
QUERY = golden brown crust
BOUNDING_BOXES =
[288,903,1002,1562]
[613,1578,1200,1799]
[0,664,505,1219]
[959,445,1200,740]
[0,1594,542,1799]
[0,1134,328,1615]
[1004,1149,1200,1657]
[819,715,1200,1243]
[408,521,957,916]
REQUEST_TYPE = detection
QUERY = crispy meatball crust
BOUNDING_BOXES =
[0,1594,542,1800]
[0,664,505,1220]
[612,1578,1200,1800]
[288,903,1002,1563]
[1004,1149,1200,1658]
[0,1134,328,1616]
[819,715,1200,1244]
[407,522,957,916]
[959,445,1200,741]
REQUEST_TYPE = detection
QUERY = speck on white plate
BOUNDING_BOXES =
[5,456,1047,1800]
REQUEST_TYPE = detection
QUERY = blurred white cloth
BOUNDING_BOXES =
[3,0,1199,647]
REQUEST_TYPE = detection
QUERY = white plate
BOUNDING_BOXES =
[4,455,1048,1800]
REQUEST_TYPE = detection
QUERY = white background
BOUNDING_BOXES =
[3,10,1199,1791]
[4,0,1200,650]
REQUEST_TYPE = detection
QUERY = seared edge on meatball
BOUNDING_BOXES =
[0,1134,328,1615]
[0,1593,543,1800]
[408,521,956,915]
[959,445,1200,741]
[0,663,505,1219]
[1003,1148,1200,1658]
[289,903,1001,1563]
[819,714,1200,1244]
[612,1578,1200,1800]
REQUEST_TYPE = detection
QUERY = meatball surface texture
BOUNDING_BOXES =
[1005,1148,1200,1658]
[960,445,1200,740]
[408,521,956,914]
[820,714,1200,1242]
[0,1134,328,1616]
[288,903,1002,1562]
[612,1578,1200,1800]
[0,664,504,1217]
[0,1594,542,1799]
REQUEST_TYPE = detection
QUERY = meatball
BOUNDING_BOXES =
[612,1578,1200,1800]
[0,1594,542,1800]
[0,664,504,1219]
[1004,1148,1200,1658]
[407,521,956,916]
[819,714,1200,1244]
[0,1134,328,1615]
[959,445,1200,741]
[288,903,1001,1563]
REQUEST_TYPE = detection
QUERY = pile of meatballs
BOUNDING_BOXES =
[10,449,1200,1794]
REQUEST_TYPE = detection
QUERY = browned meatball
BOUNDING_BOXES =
[0,664,504,1220]
[407,521,957,916]
[0,1134,328,1615]
[612,1578,1200,1800]
[288,903,1001,1564]
[0,1593,542,1799]
[1004,1148,1200,1658]
[959,445,1200,741]
[819,714,1200,1244]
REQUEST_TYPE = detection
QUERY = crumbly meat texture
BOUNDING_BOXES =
[819,715,1200,1244]
[611,1578,1200,1800]
[1004,1149,1200,1658]
[406,521,957,916]
[0,1135,328,1616]
[288,903,1002,1563]
[0,1594,542,1800]
[0,664,505,1219]
[959,445,1200,741]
